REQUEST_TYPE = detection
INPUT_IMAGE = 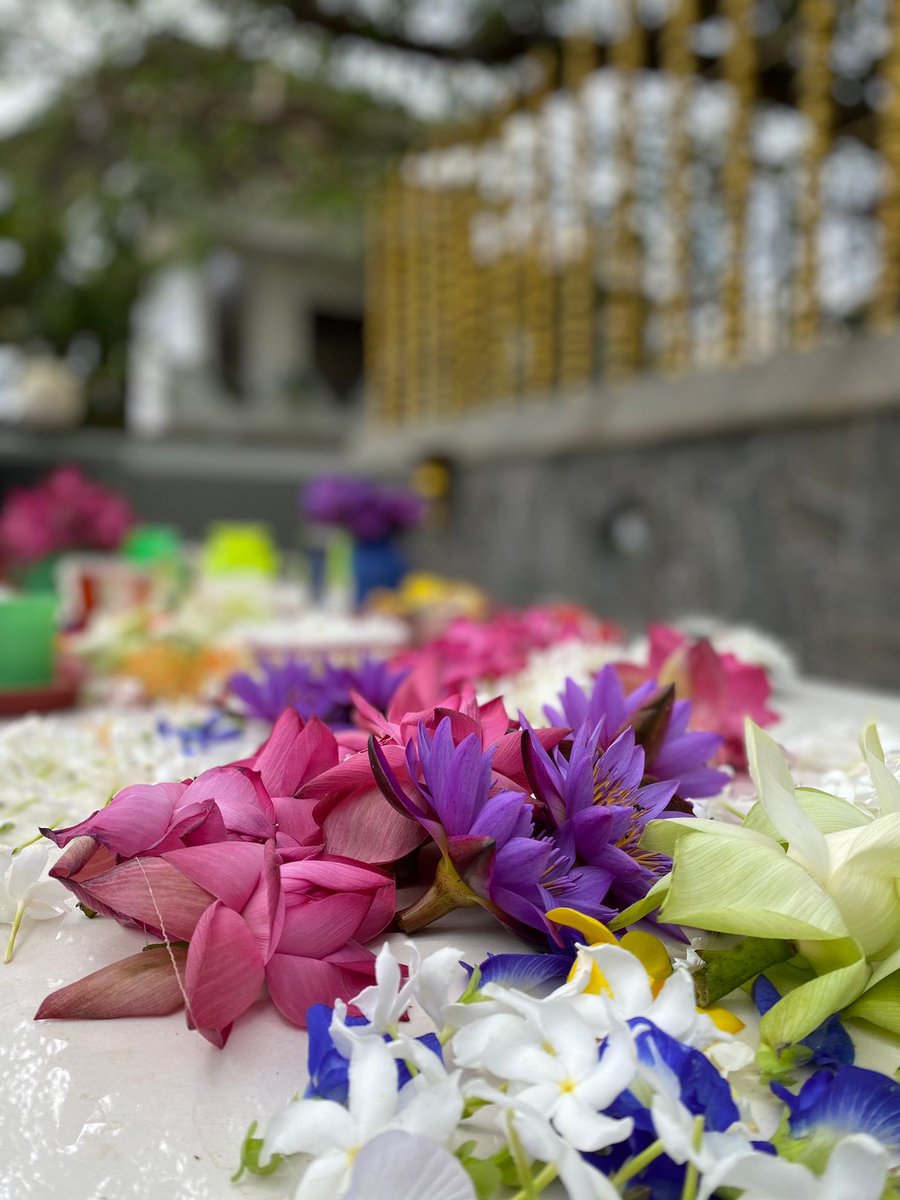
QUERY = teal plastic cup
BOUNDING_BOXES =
[0,595,57,689]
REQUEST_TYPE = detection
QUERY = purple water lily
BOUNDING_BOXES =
[523,716,681,918]
[369,717,550,937]
[544,666,729,799]
[229,656,408,729]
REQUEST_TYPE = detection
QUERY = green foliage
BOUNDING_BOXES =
[0,18,416,415]
[231,1120,283,1181]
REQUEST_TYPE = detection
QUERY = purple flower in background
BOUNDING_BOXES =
[545,666,728,799]
[229,656,408,728]
[301,475,425,543]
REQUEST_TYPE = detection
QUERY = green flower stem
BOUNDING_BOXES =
[4,900,25,964]
[506,1112,538,1200]
[397,858,480,934]
[610,1138,666,1190]
[509,1163,558,1200]
[680,1115,705,1200]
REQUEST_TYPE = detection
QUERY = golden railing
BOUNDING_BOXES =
[366,1,900,425]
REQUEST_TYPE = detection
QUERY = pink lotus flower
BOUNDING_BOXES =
[37,836,395,1047]
[36,710,393,1046]
[617,624,777,770]
[44,710,335,862]
[301,681,561,866]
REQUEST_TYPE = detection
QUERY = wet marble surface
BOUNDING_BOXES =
[5,678,900,1199]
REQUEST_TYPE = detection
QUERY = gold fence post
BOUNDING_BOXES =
[399,163,425,421]
[380,170,404,424]
[363,183,386,422]
[607,2,646,381]
[455,162,483,413]
[720,0,757,363]
[792,0,834,349]
[558,35,598,389]
[522,52,558,396]
[660,0,698,374]
[872,2,900,331]
[482,101,520,405]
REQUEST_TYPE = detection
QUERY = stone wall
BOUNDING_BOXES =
[407,411,900,690]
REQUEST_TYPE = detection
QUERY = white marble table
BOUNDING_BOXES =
[4,677,900,1200]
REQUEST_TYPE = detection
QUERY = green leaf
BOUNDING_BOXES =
[659,834,849,942]
[745,720,829,879]
[756,1039,816,1085]
[860,725,900,815]
[759,945,868,1046]
[609,873,671,931]
[231,1121,282,1182]
[455,1145,502,1200]
[743,789,870,840]
[693,937,794,1007]
[844,970,900,1035]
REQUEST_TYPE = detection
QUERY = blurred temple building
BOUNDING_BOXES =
[4,1,900,684]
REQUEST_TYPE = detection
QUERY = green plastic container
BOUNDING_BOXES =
[123,524,183,567]
[0,595,57,689]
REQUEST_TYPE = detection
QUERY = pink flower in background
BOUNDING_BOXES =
[393,606,622,693]
[0,466,135,566]
[617,624,777,770]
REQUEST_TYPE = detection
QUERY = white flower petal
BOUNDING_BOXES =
[6,843,52,896]
[263,1099,355,1159]
[553,1094,632,1152]
[395,1076,463,1145]
[413,944,467,1026]
[699,1149,817,1200]
[344,1132,475,1200]
[348,1036,399,1140]
[296,1152,352,1200]
[821,1134,889,1200]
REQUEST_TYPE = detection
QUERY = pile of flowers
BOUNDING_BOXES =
[394,606,623,694]
[33,658,733,1043]
[239,938,900,1200]
[302,474,425,543]
[0,706,260,847]
[12,609,900,1198]
[0,466,134,570]
[227,654,409,727]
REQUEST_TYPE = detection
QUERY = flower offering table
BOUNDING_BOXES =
[3,675,900,1200]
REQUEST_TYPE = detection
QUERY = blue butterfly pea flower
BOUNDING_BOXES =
[303,1004,443,1103]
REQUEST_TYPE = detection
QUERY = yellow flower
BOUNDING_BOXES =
[546,906,743,1034]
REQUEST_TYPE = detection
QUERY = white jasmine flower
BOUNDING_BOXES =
[262,1035,464,1200]
[343,1131,475,1200]
[699,1132,889,1200]
[455,997,635,1152]
[331,941,466,1054]
[465,1084,625,1200]
[1,842,71,962]
[558,943,721,1047]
